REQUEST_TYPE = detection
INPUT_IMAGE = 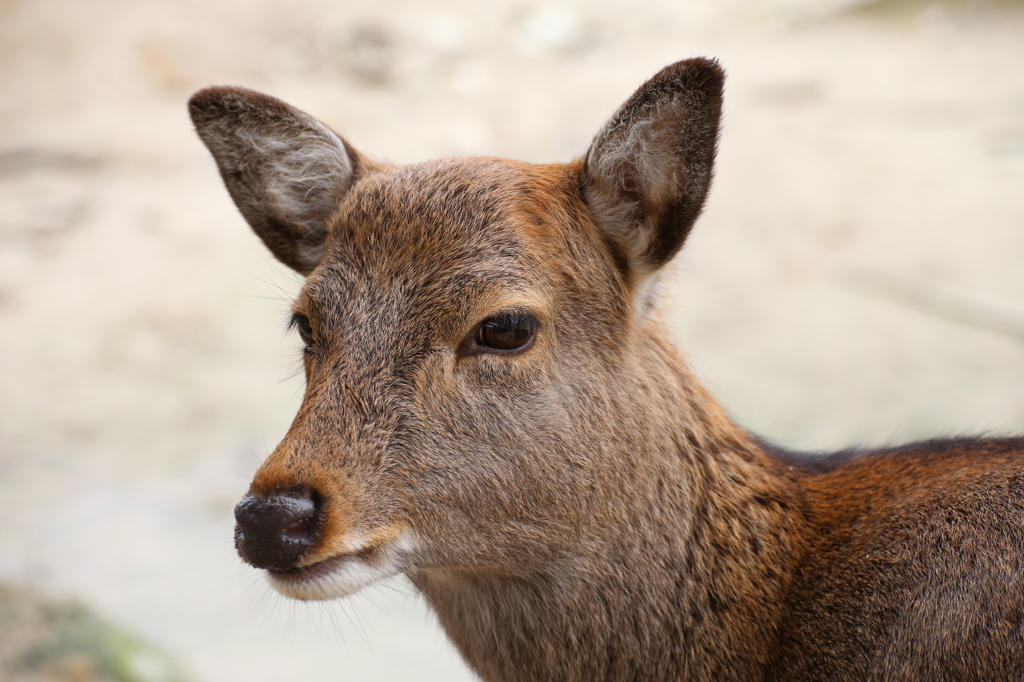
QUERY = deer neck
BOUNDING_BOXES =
[412,327,808,682]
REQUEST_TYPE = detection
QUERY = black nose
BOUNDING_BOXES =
[234,487,322,571]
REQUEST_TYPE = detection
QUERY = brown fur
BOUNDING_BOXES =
[189,58,1024,681]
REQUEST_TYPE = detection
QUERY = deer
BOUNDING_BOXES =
[188,58,1024,681]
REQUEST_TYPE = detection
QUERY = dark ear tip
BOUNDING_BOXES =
[663,57,725,97]
[678,56,724,75]
[188,86,236,125]
[187,86,288,126]
[684,57,725,84]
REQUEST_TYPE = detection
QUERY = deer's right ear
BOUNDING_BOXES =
[189,86,360,275]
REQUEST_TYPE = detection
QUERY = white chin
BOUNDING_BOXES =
[267,552,402,600]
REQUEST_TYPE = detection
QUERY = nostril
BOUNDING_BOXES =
[233,486,323,571]
[282,519,311,540]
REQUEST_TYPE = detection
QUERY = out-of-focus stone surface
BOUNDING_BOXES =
[0,585,192,682]
[1,0,1022,680]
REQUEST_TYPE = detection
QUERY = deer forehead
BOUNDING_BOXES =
[331,158,573,252]
[299,158,584,324]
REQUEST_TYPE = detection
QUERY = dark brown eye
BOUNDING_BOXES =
[475,312,538,353]
[289,313,314,351]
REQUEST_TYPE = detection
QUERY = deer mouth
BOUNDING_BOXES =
[266,535,413,601]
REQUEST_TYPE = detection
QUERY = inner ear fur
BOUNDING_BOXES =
[582,58,724,273]
[189,86,363,275]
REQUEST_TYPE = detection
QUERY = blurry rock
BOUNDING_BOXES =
[0,148,94,258]
[782,0,1024,22]
[749,80,825,108]
[327,22,396,86]
[991,129,1024,173]
[0,585,192,682]
[0,149,99,176]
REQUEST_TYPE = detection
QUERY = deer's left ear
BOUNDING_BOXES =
[581,58,724,273]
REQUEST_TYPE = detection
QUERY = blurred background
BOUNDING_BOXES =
[1,0,1022,679]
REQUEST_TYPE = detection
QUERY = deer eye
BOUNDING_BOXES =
[474,312,539,353]
[289,313,314,351]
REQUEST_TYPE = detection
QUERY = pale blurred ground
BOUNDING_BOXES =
[0,0,1022,680]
